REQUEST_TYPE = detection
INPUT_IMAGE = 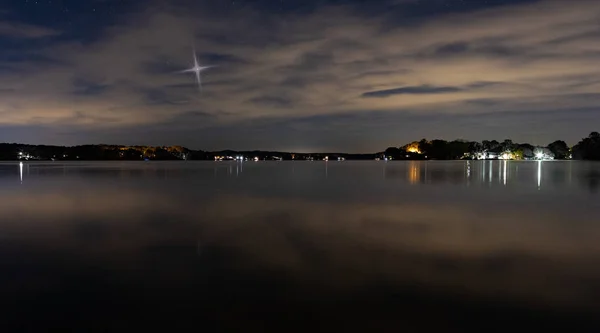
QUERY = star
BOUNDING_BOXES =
[177,49,214,92]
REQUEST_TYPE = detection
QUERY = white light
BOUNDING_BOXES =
[177,48,215,92]
[536,152,544,159]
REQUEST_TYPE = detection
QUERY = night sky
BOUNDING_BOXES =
[1,0,598,152]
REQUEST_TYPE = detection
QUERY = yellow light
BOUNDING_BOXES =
[404,142,422,154]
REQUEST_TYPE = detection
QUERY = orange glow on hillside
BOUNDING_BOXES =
[404,142,421,154]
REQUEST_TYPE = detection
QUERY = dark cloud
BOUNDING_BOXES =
[165,110,219,124]
[164,82,201,90]
[68,111,121,124]
[196,52,246,65]
[142,88,190,106]
[0,53,60,64]
[142,59,184,75]
[248,95,293,108]
[0,22,60,38]
[72,78,111,96]
[545,27,600,45]
[434,41,469,56]
[465,98,500,106]
[465,81,504,88]
[426,40,527,59]
[362,85,462,98]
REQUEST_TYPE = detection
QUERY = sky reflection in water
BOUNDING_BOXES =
[1,161,599,332]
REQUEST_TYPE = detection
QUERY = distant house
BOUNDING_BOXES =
[486,152,499,159]
[533,147,555,160]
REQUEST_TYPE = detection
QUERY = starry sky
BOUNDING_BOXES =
[1,0,599,152]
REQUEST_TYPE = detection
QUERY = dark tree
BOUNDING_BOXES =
[468,142,483,156]
[481,140,491,151]
[501,139,514,152]
[490,140,500,150]
[547,140,570,159]
[418,139,431,156]
[448,140,470,159]
[384,147,403,159]
[573,132,600,160]
[428,140,449,159]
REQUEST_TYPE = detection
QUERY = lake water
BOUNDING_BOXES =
[1,160,600,332]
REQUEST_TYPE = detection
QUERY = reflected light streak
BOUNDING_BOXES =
[489,160,492,183]
[498,160,502,184]
[537,161,542,189]
[503,160,507,186]
[466,161,471,178]
[408,162,420,184]
[482,160,485,182]
[19,162,23,184]
[466,161,471,187]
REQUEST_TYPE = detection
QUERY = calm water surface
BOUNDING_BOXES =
[1,160,600,332]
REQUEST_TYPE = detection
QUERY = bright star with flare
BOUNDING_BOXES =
[178,49,214,92]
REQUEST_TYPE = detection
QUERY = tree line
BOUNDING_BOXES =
[384,132,600,160]
[0,132,599,161]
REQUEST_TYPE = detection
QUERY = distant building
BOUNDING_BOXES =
[486,152,499,159]
[533,147,554,160]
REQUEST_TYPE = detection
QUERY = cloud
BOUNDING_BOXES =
[248,95,293,107]
[0,22,60,38]
[362,85,462,98]
[72,78,111,96]
[1,0,600,149]
[361,81,505,98]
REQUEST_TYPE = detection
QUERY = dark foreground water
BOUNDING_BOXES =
[1,160,600,332]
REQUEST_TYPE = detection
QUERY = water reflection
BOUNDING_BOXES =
[371,160,600,193]
[408,161,420,184]
[503,160,507,186]
[538,160,542,189]
[1,161,600,331]
[583,169,600,193]
[6,161,600,195]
